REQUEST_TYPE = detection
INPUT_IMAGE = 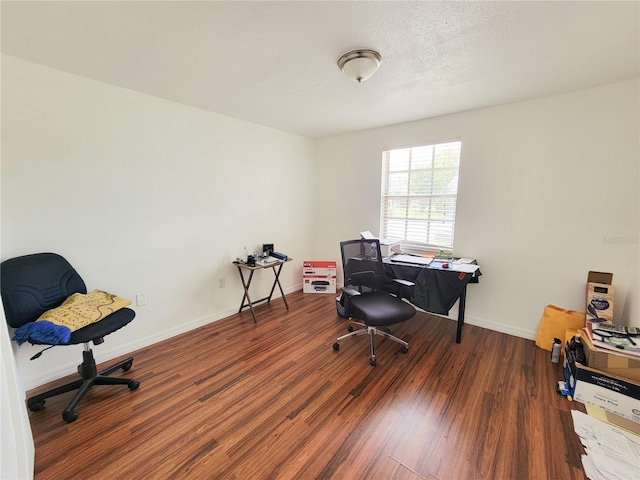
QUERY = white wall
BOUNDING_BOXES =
[1,314,34,480]
[315,79,640,338]
[2,54,639,389]
[1,55,317,389]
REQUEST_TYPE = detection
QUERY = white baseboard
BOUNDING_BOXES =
[24,284,303,390]
[409,304,538,342]
[24,284,535,389]
[23,308,233,391]
[336,282,537,341]
[455,314,537,341]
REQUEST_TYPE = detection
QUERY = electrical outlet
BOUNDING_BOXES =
[218,277,225,288]
[136,293,147,307]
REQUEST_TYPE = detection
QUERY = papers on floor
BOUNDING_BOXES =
[571,409,640,480]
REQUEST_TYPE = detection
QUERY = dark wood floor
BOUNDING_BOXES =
[27,291,587,480]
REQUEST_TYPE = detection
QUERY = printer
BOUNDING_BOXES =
[360,231,401,258]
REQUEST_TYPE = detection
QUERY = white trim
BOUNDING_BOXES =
[336,282,537,341]
[1,314,35,480]
[382,136,463,152]
[380,141,461,251]
[22,283,303,391]
[414,307,537,341]
[446,313,537,341]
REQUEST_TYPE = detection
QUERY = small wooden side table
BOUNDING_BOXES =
[233,258,292,322]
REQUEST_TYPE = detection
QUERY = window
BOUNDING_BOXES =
[381,140,462,253]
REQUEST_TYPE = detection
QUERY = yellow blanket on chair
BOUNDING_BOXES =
[12,290,131,345]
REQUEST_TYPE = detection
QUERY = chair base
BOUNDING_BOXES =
[27,346,140,423]
[333,321,409,366]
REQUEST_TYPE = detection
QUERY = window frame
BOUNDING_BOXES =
[380,140,462,254]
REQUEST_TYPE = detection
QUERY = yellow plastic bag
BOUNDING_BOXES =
[535,305,585,351]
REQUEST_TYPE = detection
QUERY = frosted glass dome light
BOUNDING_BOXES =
[338,49,382,83]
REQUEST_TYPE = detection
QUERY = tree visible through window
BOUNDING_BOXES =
[380,141,461,252]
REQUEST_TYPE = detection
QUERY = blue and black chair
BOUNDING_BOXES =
[1,252,139,423]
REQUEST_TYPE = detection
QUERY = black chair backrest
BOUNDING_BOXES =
[340,239,385,291]
[1,253,87,328]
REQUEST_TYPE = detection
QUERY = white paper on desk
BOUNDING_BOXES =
[256,257,281,266]
[448,263,480,274]
[390,254,433,266]
[453,257,475,264]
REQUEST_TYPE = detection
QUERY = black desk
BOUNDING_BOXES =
[383,259,481,343]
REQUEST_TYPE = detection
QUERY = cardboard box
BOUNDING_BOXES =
[564,344,640,424]
[585,403,640,436]
[303,277,336,294]
[586,271,614,324]
[303,261,337,294]
[582,333,640,382]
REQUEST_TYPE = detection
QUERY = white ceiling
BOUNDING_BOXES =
[2,1,639,139]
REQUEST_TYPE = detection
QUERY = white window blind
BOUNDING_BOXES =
[381,141,461,252]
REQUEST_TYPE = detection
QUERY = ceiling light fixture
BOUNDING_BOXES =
[337,49,382,83]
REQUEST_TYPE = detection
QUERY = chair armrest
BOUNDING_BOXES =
[392,279,414,288]
[340,286,361,296]
[386,278,415,302]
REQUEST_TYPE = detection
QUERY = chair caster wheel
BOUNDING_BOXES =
[128,380,140,390]
[62,410,79,423]
[333,342,340,351]
[122,360,133,372]
[401,346,409,354]
[28,400,45,411]
[347,325,354,332]
[370,359,377,367]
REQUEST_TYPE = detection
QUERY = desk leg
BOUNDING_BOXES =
[456,285,467,344]
[268,263,289,310]
[236,267,258,323]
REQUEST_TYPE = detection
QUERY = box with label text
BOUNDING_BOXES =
[586,271,614,324]
[303,261,337,294]
[564,343,640,424]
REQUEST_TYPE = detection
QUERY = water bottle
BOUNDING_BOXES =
[551,338,562,363]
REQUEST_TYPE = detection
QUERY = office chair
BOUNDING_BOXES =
[1,253,140,423]
[332,239,416,366]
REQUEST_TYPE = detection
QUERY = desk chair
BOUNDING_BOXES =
[332,239,416,366]
[1,253,139,423]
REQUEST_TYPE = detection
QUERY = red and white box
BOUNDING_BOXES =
[303,261,337,294]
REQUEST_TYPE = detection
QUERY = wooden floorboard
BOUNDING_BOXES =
[26,291,587,479]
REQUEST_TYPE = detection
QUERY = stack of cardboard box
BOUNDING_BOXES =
[563,271,640,434]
